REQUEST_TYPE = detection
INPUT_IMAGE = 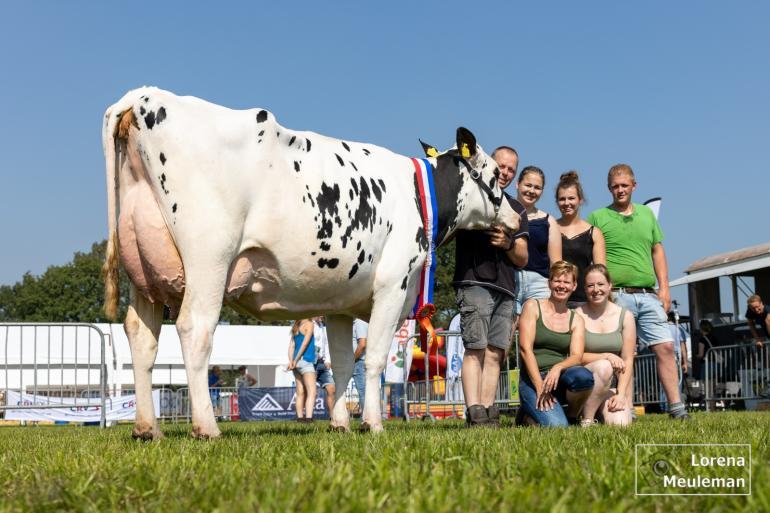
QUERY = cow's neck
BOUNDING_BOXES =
[428,153,466,247]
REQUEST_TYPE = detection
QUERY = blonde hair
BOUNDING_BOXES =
[549,260,578,283]
[748,294,762,305]
[607,163,635,186]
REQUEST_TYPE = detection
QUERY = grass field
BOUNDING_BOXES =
[0,412,767,513]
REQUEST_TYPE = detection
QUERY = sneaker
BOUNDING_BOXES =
[466,404,489,427]
[486,405,500,427]
[580,418,598,428]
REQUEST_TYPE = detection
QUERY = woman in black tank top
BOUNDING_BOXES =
[555,171,606,306]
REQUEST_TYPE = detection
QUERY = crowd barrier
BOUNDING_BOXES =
[703,343,770,411]
[0,323,107,427]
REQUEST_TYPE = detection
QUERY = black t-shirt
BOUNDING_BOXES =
[745,304,770,337]
[453,194,529,297]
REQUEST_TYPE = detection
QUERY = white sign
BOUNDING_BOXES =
[384,320,415,383]
[5,390,160,422]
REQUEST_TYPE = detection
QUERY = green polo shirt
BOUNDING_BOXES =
[587,203,663,288]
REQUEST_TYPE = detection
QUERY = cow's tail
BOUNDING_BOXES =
[102,103,135,321]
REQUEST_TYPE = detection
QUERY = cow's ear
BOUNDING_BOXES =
[419,139,439,158]
[456,127,478,159]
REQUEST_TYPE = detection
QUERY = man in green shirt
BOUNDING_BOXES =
[588,164,689,420]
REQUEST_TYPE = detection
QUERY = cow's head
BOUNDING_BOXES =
[420,127,519,245]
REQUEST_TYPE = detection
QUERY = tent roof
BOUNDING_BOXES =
[670,241,770,287]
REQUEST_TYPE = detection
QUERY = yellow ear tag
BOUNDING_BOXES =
[426,147,439,157]
[461,143,471,158]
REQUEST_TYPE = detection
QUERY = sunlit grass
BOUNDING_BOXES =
[0,412,766,512]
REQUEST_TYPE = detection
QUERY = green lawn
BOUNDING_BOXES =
[0,412,767,513]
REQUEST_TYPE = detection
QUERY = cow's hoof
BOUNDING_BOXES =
[327,424,350,433]
[360,421,384,433]
[191,425,221,440]
[132,422,162,441]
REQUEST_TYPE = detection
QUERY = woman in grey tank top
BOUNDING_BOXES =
[575,265,636,426]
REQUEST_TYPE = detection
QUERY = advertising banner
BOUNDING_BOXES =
[238,387,328,421]
[4,390,160,422]
[384,320,415,384]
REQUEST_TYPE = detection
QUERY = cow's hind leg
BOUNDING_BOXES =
[124,285,164,440]
[176,271,228,440]
[361,293,405,433]
[326,315,354,432]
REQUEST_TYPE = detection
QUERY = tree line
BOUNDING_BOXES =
[0,240,459,328]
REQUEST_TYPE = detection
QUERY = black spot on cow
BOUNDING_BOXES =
[340,176,375,248]
[258,130,264,136]
[159,152,166,165]
[362,148,371,156]
[431,153,467,245]
[294,161,301,172]
[156,107,166,125]
[143,96,149,103]
[342,141,350,152]
[368,254,373,263]
[139,106,146,116]
[306,139,312,152]
[334,216,342,227]
[400,276,408,290]
[348,189,354,201]
[357,250,365,264]
[311,251,316,256]
[320,241,331,251]
[315,182,340,239]
[306,192,315,207]
[378,179,386,193]
[258,139,262,144]
[318,258,339,269]
[370,179,382,202]
[348,263,359,279]
[350,177,359,196]
[302,197,306,204]
[415,226,428,252]
[350,161,358,171]
[488,175,497,190]
[144,111,156,129]
[277,132,280,137]
[256,110,268,123]
[159,173,169,195]
[356,241,361,250]
[335,154,344,166]
[289,135,296,146]
[172,203,177,213]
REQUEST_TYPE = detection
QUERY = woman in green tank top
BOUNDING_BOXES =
[518,261,595,427]
[575,264,636,426]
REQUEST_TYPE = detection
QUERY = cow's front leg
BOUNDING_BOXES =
[361,295,405,433]
[326,315,354,432]
[124,285,164,440]
[176,270,227,440]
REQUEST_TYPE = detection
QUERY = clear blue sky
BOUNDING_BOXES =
[1,2,768,315]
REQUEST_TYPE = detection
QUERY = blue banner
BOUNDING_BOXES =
[238,386,328,421]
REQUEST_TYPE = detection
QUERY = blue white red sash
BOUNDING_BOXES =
[410,158,438,350]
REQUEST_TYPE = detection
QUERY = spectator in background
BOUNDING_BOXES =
[208,366,224,416]
[695,319,718,380]
[555,171,606,308]
[515,166,562,315]
[288,319,317,423]
[313,316,336,415]
[236,365,257,389]
[352,318,368,415]
[745,294,769,347]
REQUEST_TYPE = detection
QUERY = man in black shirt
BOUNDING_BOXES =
[455,146,529,426]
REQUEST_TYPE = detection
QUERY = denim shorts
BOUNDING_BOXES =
[456,285,515,351]
[316,361,334,387]
[613,291,671,348]
[515,269,551,314]
[293,359,316,375]
[518,366,594,427]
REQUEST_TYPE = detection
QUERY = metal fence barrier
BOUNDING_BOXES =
[0,323,107,427]
[704,343,770,411]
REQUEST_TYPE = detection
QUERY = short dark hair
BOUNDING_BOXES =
[491,146,518,160]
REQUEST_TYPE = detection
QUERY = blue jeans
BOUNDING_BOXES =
[515,270,551,314]
[353,358,366,411]
[613,291,671,348]
[519,366,594,427]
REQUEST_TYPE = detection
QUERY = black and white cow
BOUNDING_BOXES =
[102,87,518,439]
